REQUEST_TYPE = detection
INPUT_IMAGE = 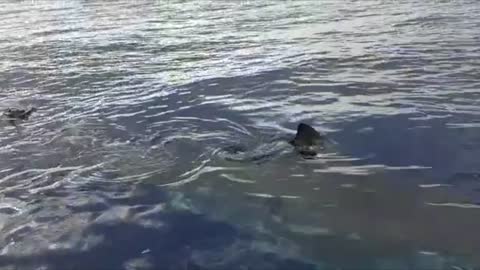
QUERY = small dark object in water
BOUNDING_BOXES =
[289,123,325,157]
[3,107,37,120]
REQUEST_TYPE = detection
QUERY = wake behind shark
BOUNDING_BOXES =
[219,123,327,162]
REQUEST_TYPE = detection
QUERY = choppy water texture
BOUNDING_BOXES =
[1,0,480,269]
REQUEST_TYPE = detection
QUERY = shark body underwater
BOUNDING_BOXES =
[219,123,327,162]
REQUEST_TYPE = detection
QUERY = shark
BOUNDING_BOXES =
[3,107,37,120]
[289,123,326,157]
[2,107,37,126]
[218,123,327,162]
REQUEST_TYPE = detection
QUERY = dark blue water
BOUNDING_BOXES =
[1,0,480,269]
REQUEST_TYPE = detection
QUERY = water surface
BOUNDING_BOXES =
[1,0,480,269]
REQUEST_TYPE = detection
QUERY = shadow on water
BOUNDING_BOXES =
[0,183,318,270]
[180,177,480,269]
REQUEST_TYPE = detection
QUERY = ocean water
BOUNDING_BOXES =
[1,0,480,269]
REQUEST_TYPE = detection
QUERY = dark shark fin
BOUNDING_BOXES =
[290,123,323,147]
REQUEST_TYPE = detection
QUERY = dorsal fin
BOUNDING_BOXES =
[290,123,323,146]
